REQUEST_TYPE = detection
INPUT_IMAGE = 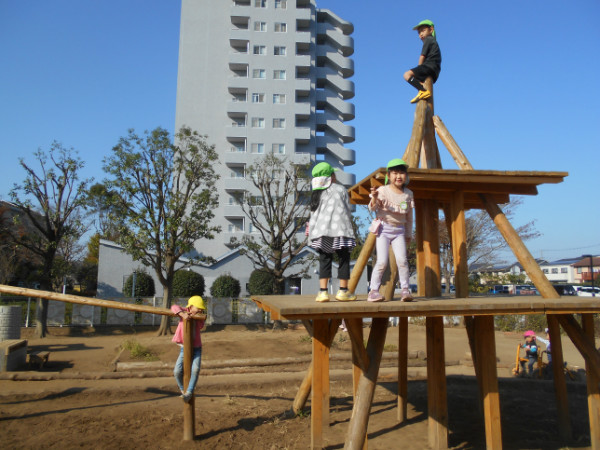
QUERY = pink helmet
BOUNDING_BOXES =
[523,330,535,337]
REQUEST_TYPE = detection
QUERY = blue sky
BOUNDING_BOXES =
[1,0,599,263]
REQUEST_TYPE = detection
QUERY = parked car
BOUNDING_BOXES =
[576,287,600,297]
[489,285,509,294]
[515,285,538,295]
[552,284,577,296]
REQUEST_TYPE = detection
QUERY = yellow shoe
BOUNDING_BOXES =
[410,89,431,103]
[335,290,357,302]
[315,291,330,302]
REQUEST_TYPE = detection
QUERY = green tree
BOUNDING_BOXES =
[248,269,276,295]
[172,270,205,297]
[103,126,220,335]
[9,142,91,337]
[123,270,156,297]
[210,274,241,298]
[231,155,311,294]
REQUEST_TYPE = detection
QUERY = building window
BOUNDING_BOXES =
[251,93,265,103]
[273,118,286,129]
[232,118,246,127]
[251,117,265,128]
[252,69,266,79]
[272,143,285,154]
[577,267,582,273]
[274,0,286,9]
[273,70,286,80]
[273,94,286,104]
[253,45,266,55]
[251,143,264,154]
[543,269,548,274]
[274,46,286,56]
[228,219,244,233]
[254,0,266,7]
[551,268,558,274]
[561,268,568,273]
[253,21,266,31]
[228,193,244,205]
[274,22,287,32]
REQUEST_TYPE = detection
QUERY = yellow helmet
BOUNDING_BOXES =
[187,295,206,310]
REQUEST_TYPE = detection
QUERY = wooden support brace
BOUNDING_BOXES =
[554,314,600,380]
[349,233,376,294]
[344,318,389,450]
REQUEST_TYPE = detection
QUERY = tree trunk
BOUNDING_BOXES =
[156,284,173,336]
[271,276,286,331]
[34,298,49,338]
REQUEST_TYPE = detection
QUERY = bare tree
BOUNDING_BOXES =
[9,143,91,337]
[103,126,220,336]
[230,155,311,294]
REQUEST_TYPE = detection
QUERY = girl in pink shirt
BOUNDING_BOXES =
[368,159,414,302]
[171,295,206,402]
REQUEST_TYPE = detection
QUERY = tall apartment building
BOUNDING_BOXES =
[175,0,356,259]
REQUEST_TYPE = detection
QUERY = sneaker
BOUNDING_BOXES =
[410,89,431,103]
[182,391,193,403]
[315,291,330,302]
[335,290,357,302]
[367,289,384,302]
[400,288,414,302]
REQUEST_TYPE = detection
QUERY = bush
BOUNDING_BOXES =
[172,270,205,297]
[210,274,241,298]
[123,270,155,297]
[248,269,276,295]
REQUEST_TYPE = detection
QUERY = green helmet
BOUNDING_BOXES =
[387,158,408,170]
[413,19,434,30]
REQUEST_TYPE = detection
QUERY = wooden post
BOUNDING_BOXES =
[182,319,195,441]
[344,318,389,450]
[546,315,572,440]
[426,316,448,449]
[450,191,468,298]
[349,233,376,294]
[582,314,600,450]
[474,315,503,449]
[312,319,330,449]
[423,200,441,297]
[415,199,425,297]
[398,316,409,423]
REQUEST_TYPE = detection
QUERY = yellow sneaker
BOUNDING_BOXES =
[335,290,357,302]
[315,291,330,302]
[410,89,431,103]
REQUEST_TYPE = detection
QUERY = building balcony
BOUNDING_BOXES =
[229,52,249,71]
[291,152,312,165]
[295,127,311,143]
[225,126,248,139]
[223,177,249,191]
[223,151,249,164]
[316,88,354,120]
[227,101,248,114]
[295,78,311,96]
[227,76,250,94]
[296,31,311,51]
[295,54,311,71]
[295,101,311,119]
[230,4,251,22]
[317,22,354,56]
[223,204,245,217]
[316,135,356,165]
[229,28,250,47]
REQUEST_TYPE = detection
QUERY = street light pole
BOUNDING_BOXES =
[582,254,595,297]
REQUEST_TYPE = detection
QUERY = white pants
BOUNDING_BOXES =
[370,223,409,291]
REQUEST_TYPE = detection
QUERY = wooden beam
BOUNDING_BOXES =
[474,315,503,449]
[479,194,560,299]
[433,115,474,170]
[398,317,409,423]
[582,314,600,450]
[182,319,195,441]
[546,315,572,440]
[426,316,448,449]
[344,318,389,450]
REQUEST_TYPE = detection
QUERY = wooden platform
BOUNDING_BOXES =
[348,168,567,208]
[252,294,599,319]
[252,294,600,449]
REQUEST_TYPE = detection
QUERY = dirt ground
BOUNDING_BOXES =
[0,322,597,449]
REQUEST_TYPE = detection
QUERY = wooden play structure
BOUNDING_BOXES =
[0,284,204,441]
[252,79,600,449]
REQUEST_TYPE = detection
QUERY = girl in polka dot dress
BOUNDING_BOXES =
[308,162,356,302]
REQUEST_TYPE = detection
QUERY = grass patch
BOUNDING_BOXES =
[121,339,159,361]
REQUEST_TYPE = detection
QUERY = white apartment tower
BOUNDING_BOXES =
[175,0,356,259]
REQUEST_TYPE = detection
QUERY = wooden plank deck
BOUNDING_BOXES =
[251,295,600,320]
